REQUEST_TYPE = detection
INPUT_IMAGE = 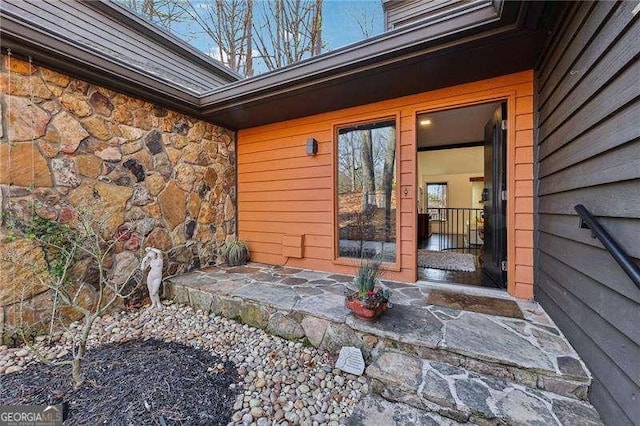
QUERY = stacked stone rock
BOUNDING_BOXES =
[0,54,236,344]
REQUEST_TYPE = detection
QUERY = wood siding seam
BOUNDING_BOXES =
[538,2,617,110]
[538,103,640,178]
[538,250,640,313]
[537,233,640,304]
[535,2,597,92]
[538,214,640,259]
[538,2,631,118]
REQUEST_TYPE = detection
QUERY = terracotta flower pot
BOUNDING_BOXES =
[345,296,388,320]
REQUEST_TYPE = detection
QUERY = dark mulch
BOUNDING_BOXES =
[0,339,240,425]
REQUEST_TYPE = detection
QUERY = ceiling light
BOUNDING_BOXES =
[419,119,432,126]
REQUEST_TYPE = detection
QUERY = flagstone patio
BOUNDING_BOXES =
[164,262,601,424]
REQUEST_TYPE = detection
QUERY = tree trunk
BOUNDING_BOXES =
[72,313,97,390]
[215,1,225,69]
[382,128,396,239]
[245,0,254,77]
[311,0,323,56]
[350,142,357,192]
[71,358,83,390]
[275,0,283,68]
[360,130,375,211]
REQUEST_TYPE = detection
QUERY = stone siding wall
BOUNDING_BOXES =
[0,54,236,344]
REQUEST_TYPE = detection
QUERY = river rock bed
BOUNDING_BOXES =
[0,302,367,425]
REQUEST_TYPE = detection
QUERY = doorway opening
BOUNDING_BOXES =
[416,102,507,289]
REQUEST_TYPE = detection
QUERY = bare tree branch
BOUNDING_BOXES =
[5,210,143,389]
[116,0,187,30]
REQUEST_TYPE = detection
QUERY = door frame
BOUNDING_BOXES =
[483,102,508,288]
[413,92,518,296]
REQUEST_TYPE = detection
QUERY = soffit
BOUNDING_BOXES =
[199,0,544,129]
[0,0,552,130]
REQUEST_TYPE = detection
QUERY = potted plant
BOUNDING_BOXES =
[345,258,391,320]
[222,238,249,266]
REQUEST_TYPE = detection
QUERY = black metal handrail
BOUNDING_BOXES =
[575,204,640,290]
[427,207,483,253]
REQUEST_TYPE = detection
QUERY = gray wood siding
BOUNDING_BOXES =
[1,0,237,93]
[383,0,465,30]
[534,1,640,424]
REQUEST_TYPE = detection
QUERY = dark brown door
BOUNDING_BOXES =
[482,103,507,288]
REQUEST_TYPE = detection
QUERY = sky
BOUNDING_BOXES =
[150,0,385,75]
[319,0,385,50]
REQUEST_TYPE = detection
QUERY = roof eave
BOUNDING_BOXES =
[0,12,206,118]
[199,0,514,110]
[86,0,242,83]
[0,0,241,115]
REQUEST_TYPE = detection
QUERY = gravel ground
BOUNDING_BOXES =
[0,302,368,425]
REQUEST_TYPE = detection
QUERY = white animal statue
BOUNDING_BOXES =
[141,247,164,310]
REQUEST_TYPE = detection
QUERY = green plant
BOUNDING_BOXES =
[350,257,390,309]
[222,238,249,266]
[355,257,383,298]
[19,214,76,279]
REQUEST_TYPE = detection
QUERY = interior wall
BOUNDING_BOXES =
[421,173,477,208]
[417,146,484,175]
[417,146,484,212]
[471,181,484,206]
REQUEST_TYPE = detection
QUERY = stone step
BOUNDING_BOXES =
[348,303,592,400]
[164,264,593,401]
[367,349,603,425]
[347,394,464,426]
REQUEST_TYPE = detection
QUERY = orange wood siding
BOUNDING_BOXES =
[238,71,535,297]
[512,84,535,299]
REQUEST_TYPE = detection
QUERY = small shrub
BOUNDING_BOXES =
[222,239,249,266]
[354,257,383,299]
[4,210,142,389]
[347,257,390,312]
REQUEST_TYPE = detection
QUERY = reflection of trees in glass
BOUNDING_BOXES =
[337,120,396,261]
[382,126,396,241]
[361,129,375,211]
[337,125,395,196]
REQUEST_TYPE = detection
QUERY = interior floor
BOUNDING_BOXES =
[418,233,497,288]
[419,233,481,254]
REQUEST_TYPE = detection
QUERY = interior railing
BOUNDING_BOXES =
[575,204,640,290]
[426,207,483,253]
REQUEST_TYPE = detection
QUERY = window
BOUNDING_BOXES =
[426,182,447,220]
[337,119,397,262]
